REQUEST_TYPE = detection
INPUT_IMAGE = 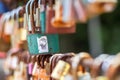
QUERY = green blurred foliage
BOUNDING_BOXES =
[60,1,120,54]
[59,23,89,53]
[101,1,120,54]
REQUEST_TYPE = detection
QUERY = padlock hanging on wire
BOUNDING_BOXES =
[83,0,117,17]
[51,0,75,28]
[26,0,59,55]
[46,0,76,34]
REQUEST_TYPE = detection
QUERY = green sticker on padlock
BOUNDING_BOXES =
[27,34,59,55]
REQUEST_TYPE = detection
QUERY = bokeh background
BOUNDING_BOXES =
[0,0,120,56]
[0,0,120,79]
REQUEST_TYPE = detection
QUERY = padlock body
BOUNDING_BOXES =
[27,34,59,54]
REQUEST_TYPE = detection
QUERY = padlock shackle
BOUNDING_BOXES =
[42,0,47,9]
[38,0,41,7]
[51,54,61,75]
[90,54,109,78]
[16,7,23,19]
[40,55,52,69]
[10,9,16,20]
[36,55,40,65]
[23,13,27,29]
[0,13,9,38]
[1,13,9,23]
[19,6,25,17]
[31,55,37,63]
[30,0,36,33]
[5,12,11,22]
[106,53,120,80]
[26,0,33,32]
[36,55,46,68]
[34,0,38,7]
[41,55,46,68]
[15,7,23,28]
[37,55,42,66]
[1,14,6,23]
[26,0,32,22]
[48,0,55,7]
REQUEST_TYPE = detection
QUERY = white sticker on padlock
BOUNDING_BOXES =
[37,36,49,53]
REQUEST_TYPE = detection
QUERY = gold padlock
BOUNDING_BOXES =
[96,76,108,80]
[51,60,70,80]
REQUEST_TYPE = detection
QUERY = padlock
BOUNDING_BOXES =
[35,7,41,32]
[91,54,110,78]
[63,74,73,80]
[106,53,120,80]
[84,0,117,17]
[10,7,23,48]
[31,0,41,33]
[0,14,6,38]
[73,0,87,23]
[39,0,46,33]
[50,54,64,80]
[49,54,60,79]
[22,13,28,41]
[78,72,91,80]
[26,0,59,55]
[27,55,36,80]
[51,0,75,28]
[2,12,11,43]
[37,55,51,80]
[28,63,34,76]
[32,62,39,79]
[4,57,11,75]
[11,55,19,70]
[20,27,27,41]
[45,55,51,75]
[96,76,108,80]
[55,53,75,67]
[46,0,76,34]
[19,12,27,42]
[51,60,70,80]
[10,10,18,48]
[101,55,115,75]
[4,13,14,35]
[24,13,27,30]
[26,0,32,34]
[17,7,27,43]
[19,51,30,64]
[51,53,75,80]
[19,61,27,80]
[91,54,117,79]
[71,52,92,80]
